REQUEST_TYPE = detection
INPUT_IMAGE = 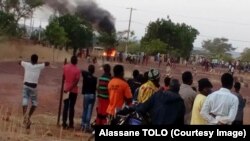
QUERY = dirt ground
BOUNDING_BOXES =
[0,59,249,124]
[0,54,250,140]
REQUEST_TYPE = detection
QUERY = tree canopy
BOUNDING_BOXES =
[45,20,68,48]
[241,48,250,62]
[116,40,140,54]
[97,32,118,49]
[141,18,199,58]
[202,38,235,61]
[0,0,43,21]
[142,39,168,55]
[53,14,93,55]
[0,11,18,36]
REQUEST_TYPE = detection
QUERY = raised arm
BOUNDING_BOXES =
[18,61,22,65]
[45,62,50,66]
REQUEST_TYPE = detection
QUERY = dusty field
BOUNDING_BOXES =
[0,39,72,62]
[0,40,250,140]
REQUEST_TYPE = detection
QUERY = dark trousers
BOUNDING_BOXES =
[62,93,77,127]
[232,120,243,125]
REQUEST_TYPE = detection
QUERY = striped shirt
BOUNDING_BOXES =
[97,74,111,99]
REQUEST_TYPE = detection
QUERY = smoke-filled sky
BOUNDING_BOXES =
[31,0,250,52]
[95,0,250,52]
[42,0,115,34]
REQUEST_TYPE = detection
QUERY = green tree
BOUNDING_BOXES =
[117,40,140,54]
[0,0,43,21]
[202,38,235,61]
[45,21,68,48]
[240,48,250,62]
[45,20,68,61]
[0,11,18,36]
[97,32,118,49]
[56,14,93,55]
[142,39,168,55]
[142,18,199,59]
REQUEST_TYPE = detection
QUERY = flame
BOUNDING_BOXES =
[103,52,107,56]
[111,50,116,57]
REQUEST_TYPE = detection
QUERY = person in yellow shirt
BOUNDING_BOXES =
[191,78,213,125]
[137,69,160,103]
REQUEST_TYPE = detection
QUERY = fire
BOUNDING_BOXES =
[103,52,107,56]
[102,49,116,57]
[111,50,116,57]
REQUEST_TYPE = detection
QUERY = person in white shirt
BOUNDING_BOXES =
[19,54,50,129]
[200,73,239,125]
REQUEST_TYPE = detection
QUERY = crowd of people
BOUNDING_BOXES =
[19,54,247,131]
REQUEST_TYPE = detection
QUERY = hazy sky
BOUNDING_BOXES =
[95,0,250,52]
[31,0,250,52]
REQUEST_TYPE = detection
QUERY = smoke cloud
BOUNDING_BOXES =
[44,0,115,34]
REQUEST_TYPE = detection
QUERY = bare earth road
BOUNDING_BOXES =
[0,59,249,126]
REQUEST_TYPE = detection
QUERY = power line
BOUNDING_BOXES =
[131,20,148,25]
[117,20,250,44]
[99,4,250,26]
[135,8,250,27]
[199,35,250,43]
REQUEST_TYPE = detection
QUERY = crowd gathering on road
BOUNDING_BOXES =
[19,54,246,132]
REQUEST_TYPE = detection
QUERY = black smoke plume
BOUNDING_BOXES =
[44,0,115,34]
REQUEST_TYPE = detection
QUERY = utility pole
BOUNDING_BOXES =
[125,7,136,54]
[38,19,42,41]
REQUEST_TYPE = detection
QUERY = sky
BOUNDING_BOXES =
[28,0,250,52]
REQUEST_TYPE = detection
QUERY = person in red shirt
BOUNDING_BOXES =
[106,65,133,124]
[160,76,171,91]
[62,56,81,129]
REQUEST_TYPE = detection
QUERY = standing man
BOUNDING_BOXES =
[62,56,81,129]
[19,54,50,129]
[127,69,141,96]
[179,71,196,124]
[191,78,213,125]
[106,65,133,123]
[95,64,112,125]
[81,65,97,132]
[200,73,239,125]
[161,76,171,91]
[232,82,246,125]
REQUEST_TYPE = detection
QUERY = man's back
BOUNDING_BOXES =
[201,88,239,124]
[206,88,238,116]
[137,81,158,103]
[179,84,196,124]
[234,92,246,123]
[63,64,80,93]
[191,94,207,125]
[127,78,141,95]
[136,90,185,125]
[21,61,45,84]
[106,78,132,115]
[97,74,111,99]
[82,71,97,94]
